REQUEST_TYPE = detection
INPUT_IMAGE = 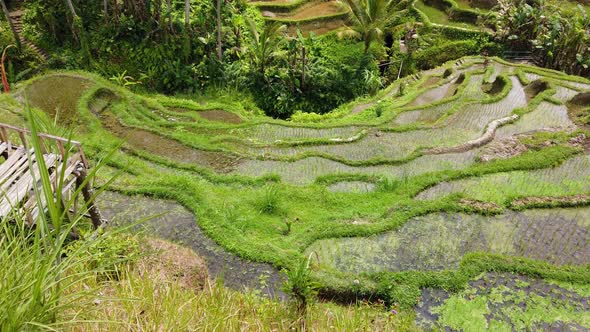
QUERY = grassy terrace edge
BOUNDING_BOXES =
[9,55,590,311]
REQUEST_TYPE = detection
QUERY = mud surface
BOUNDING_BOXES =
[478,135,528,161]
[416,273,590,331]
[327,181,376,193]
[408,80,458,107]
[97,191,285,299]
[23,74,93,125]
[525,80,549,101]
[276,1,344,19]
[197,110,243,124]
[419,76,441,89]
[89,91,242,172]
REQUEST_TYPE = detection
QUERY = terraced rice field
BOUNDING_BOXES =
[307,207,590,273]
[257,0,348,35]
[4,57,590,329]
[416,155,590,202]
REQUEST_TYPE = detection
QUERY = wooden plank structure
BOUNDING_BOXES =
[0,122,104,228]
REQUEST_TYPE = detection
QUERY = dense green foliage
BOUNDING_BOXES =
[1,0,496,118]
[487,0,590,76]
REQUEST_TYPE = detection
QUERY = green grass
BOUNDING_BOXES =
[2,57,590,324]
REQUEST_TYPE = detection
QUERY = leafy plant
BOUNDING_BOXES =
[338,0,409,53]
[109,70,147,87]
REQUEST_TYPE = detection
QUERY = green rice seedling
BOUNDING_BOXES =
[378,175,403,192]
[257,184,281,214]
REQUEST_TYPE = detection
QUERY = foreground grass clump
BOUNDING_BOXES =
[0,118,410,331]
[78,248,412,331]
[0,113,134,330]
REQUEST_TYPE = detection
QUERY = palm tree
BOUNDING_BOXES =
[245,18,286,74]
[339,0,408,54]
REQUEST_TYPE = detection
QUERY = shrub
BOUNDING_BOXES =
[415,40,481,69]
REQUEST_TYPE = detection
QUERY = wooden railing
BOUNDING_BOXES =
[0,122,103,228]
[0,122,89,168]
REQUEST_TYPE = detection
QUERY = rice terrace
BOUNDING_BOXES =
[1,0,590,330]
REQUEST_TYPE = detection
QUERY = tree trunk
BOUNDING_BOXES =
[0,0,21,49]
[185,0,190,28]
[217,0,223,61]
[300,46,306,91]
[103,0,108,21]
[64,0,78,17]
[63,0,80,43]
[167,0,172,30]
[75,165,105,229]
[216,0,222,61]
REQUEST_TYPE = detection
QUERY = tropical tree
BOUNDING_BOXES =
[338,0,408,53]
[216,0,223,60]
[487,0,589,76]
[245,19,286,74]
[533,5,589,76]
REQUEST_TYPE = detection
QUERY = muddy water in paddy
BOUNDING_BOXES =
[90,92,241,172]
[408,79,459,107]
[97,191,285,298]
[327,181,376,193]
[307,208,590,274]
[197,110,243,124]
[21,74,93,125]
